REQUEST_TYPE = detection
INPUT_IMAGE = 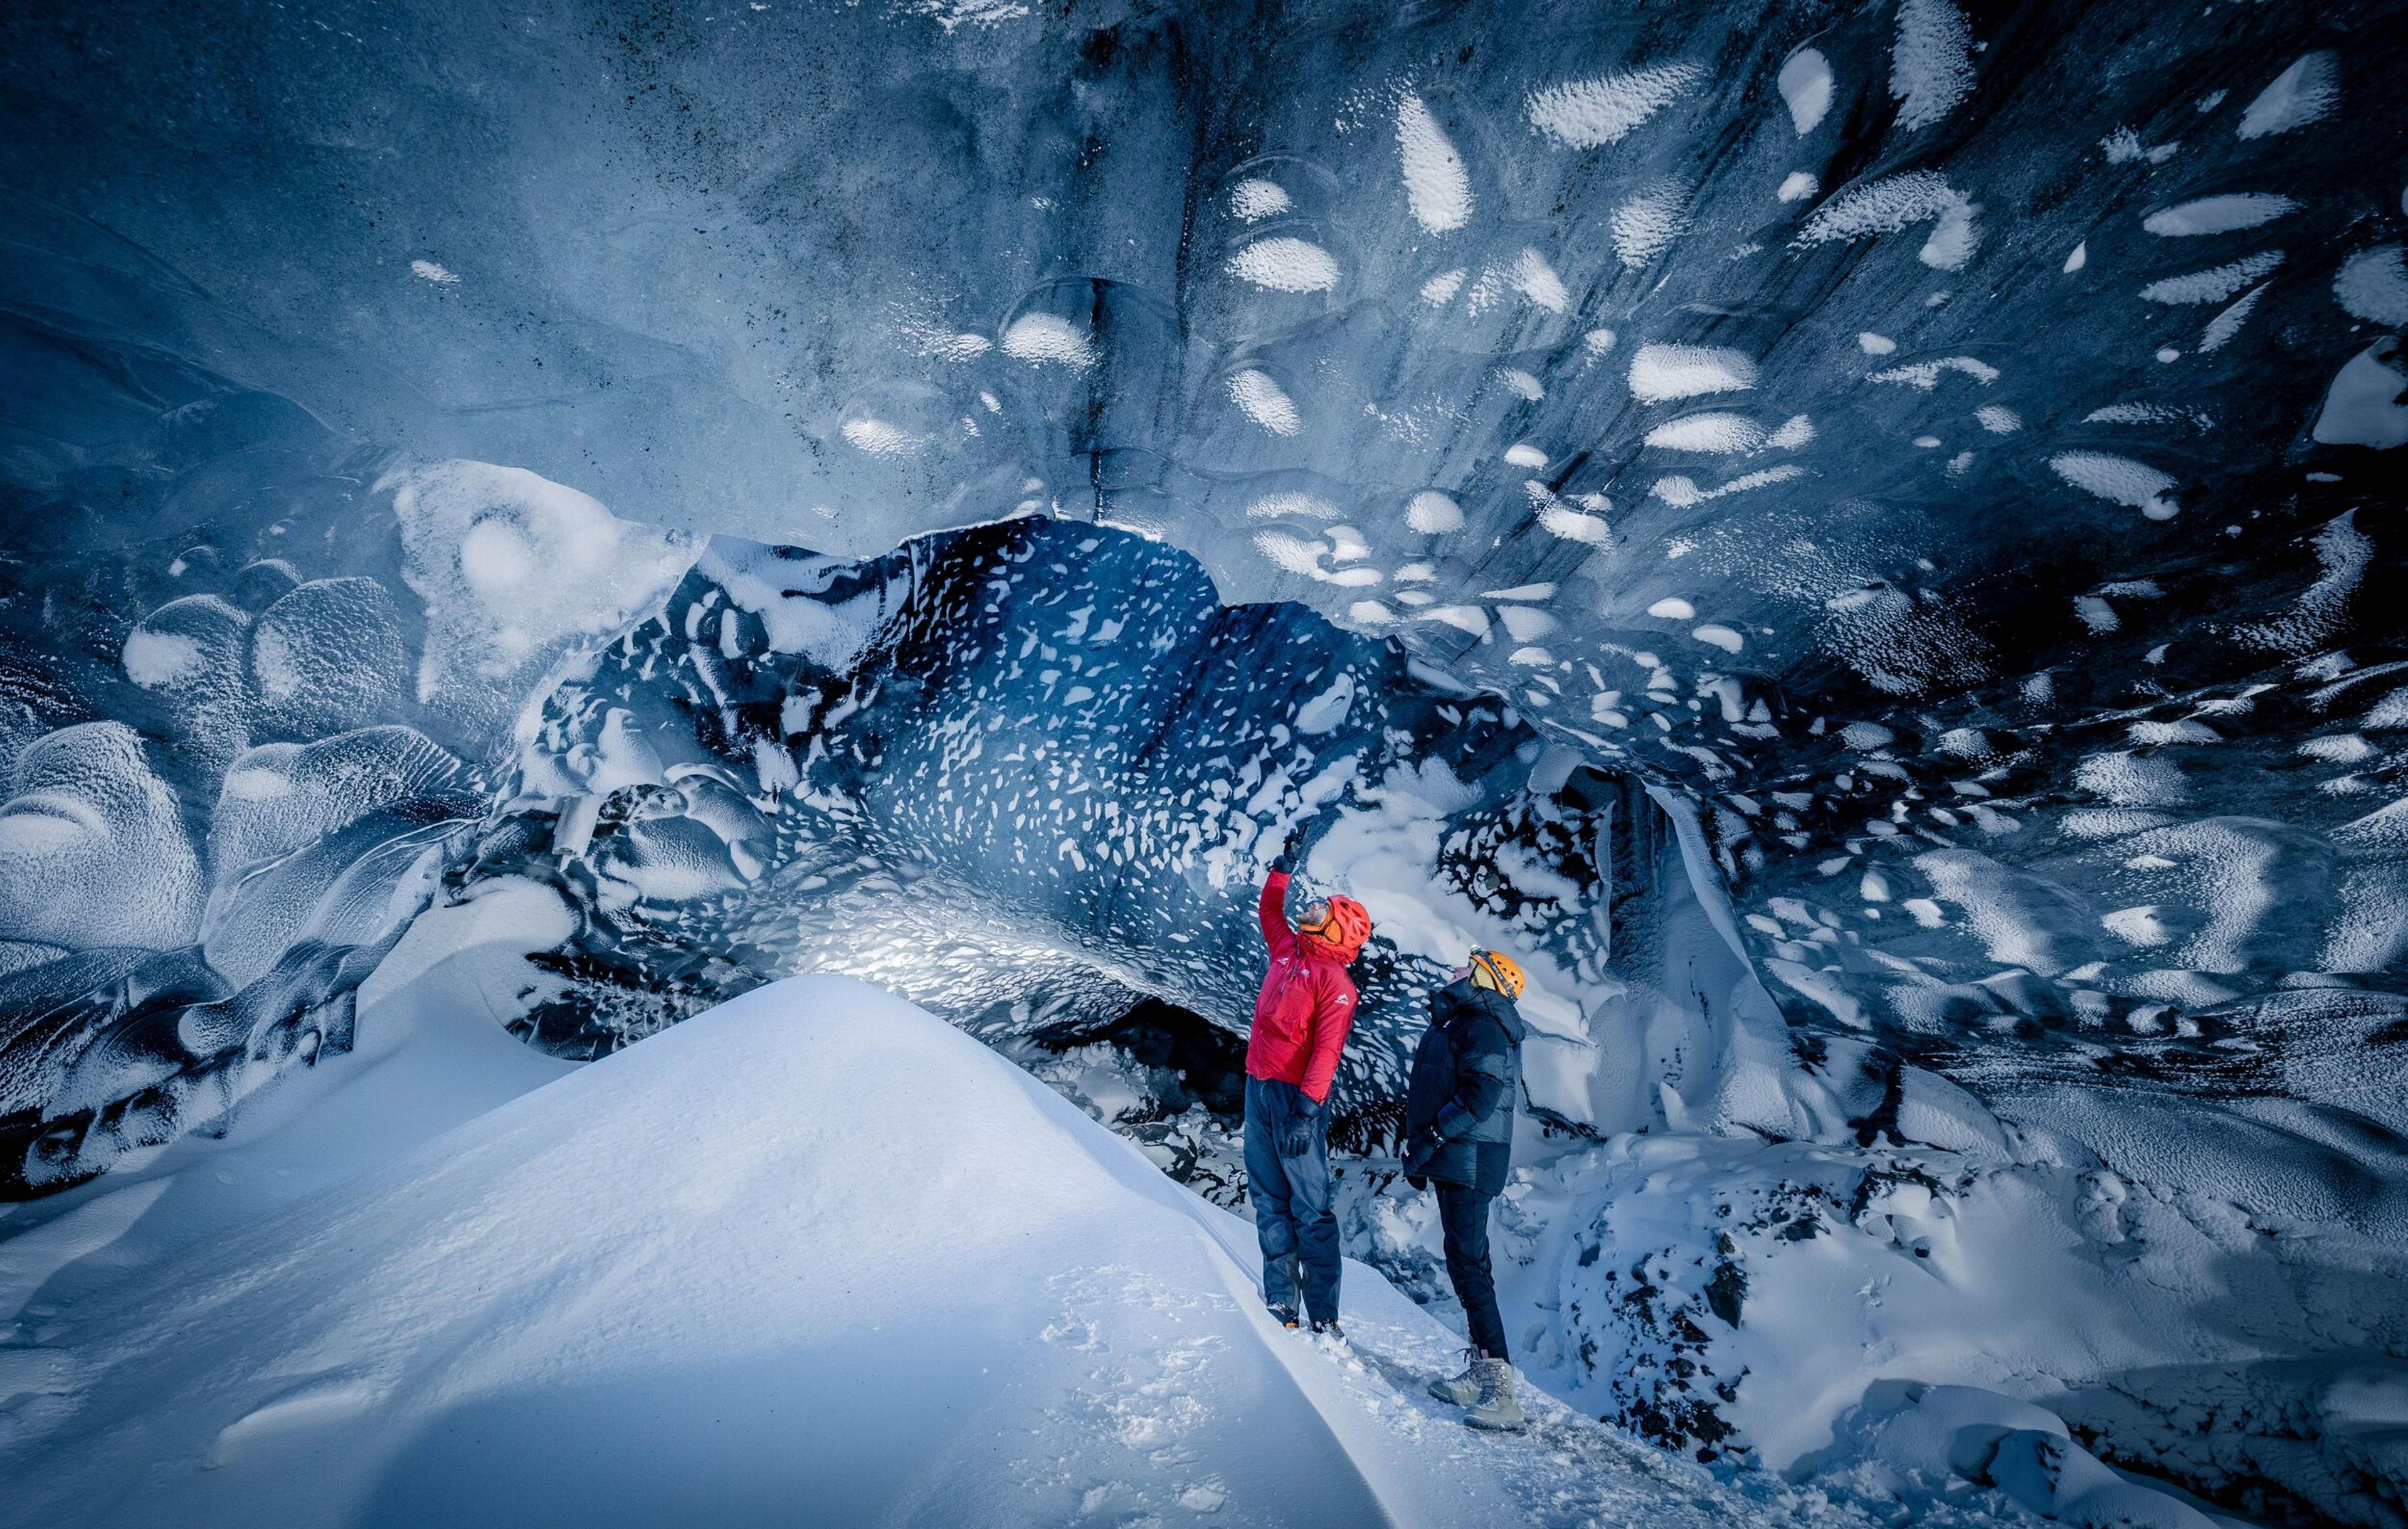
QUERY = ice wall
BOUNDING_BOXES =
[6,0,2399,1091]
[3,0,2407,1516]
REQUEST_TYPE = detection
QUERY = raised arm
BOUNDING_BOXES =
[1258,869,1296,958]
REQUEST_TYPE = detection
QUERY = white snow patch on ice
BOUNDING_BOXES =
[2335,246,2408,326]
[1508,248,1570,312]
[2050,452,2180,520]
[1227,177,1292,221]
[1797,171,1977,269]
[1000,312,1097,368]
[1418,268,1466,304]
[1247,491,1341,521]
[2198,284,2268,352]
[121,628,203,687]
[1535,493,1613,546]
[1889,0,1975,130]
[838,415,931,458]
[2103,127,2180,166]
[1868,356,1999,389]
[2311,344,2408,450]
[1644,413,1763,453]
[1226,369,1303,436]
[1610,181,1692,269]
[1650,464,1804,507]
[1629,344,1758,402]
[2141,194,2297,236]
[2139,250,2284,305]
[1393,93,1472,234]
[1525,61,1705,149]
[1778,48,1833,135]
[2231,512,2370,655]
[1403,490,1463,534]
[1226,236,1340,293]
[2237,51,2340,140]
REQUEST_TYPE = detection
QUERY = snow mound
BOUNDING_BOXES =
[0,976,1593,1528]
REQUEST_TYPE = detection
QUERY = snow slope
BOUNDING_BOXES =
[3,973,1914,1529]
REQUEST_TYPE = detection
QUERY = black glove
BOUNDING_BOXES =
[1279,1107,1318,1158]
[1270,841,1299,875]
[1402,1128,1441,1175]
[1405,1174,1428,1192]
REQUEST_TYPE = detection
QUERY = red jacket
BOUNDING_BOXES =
[1247,870,1359,1104]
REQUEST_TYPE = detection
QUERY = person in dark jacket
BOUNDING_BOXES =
[1402,948,1529,1430]
[1245,839,1371,1336]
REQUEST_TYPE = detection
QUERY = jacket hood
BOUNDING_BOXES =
[1442,977,1525,1044]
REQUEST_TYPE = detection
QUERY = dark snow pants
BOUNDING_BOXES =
[1244,1076,1340,1325]
[1439,1183,1509,1362]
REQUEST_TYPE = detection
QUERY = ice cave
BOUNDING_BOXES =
[1,0,2404,1523]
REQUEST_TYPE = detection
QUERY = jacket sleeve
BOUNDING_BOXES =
[1434,1013,1509,1140]
[1258,870,1296,959]
[1297,969,1358,1106]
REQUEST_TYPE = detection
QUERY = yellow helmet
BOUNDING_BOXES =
[1467,949,1525,1000]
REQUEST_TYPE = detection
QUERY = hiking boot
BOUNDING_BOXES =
[1269,1303,1300,1328]
[1427,1350,1482,1407]
[1310,1318,1344,1340]
[1463,1357,1526,1432]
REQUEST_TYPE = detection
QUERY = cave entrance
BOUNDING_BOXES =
[1003,993,1252,1205]
[1030,995,1249,1123]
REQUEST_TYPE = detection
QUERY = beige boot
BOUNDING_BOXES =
[1427,1350,1482,1407]
[1463,1356,1526,1432]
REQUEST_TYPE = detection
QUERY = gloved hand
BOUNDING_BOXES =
[1404,1174,1428,1192]
[1270,839,1298,875]
[1279,1106,1318,1158]
[1401,1128,1442,1175]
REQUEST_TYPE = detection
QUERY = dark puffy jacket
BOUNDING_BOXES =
[1403,979,1526,1195]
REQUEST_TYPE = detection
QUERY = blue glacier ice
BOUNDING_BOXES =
[2,0,2405,1520]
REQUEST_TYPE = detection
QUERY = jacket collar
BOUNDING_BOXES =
[1438,978,1526,1043]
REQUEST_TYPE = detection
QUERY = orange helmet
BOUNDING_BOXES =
[1468,949,1526,1000]
[1298,895,1372,959]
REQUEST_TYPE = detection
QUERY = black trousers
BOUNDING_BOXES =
[1437,1182,1508,1361]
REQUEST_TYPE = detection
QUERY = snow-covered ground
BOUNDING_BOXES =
[4,960,2194,1529]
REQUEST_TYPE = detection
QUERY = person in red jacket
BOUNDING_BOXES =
[1244,838,1371,1335]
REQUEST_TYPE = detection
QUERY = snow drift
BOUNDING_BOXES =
[0,975,1772,1528]
[3,977,1416,1524]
